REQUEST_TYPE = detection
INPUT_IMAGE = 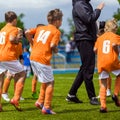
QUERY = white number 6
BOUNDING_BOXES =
[102,40,110,54]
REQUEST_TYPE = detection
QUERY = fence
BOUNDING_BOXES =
[51,45,81,74]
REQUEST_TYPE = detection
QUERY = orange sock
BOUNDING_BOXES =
[32,79,37,93]
[114,76,120,96]
[2,78,11,93]
[14,81,17,92]
[38,83,46,104]
[44,84,54,109]
[107,77,111,90]
[100,79,107,108]
[13,82,24,101]
[0,89,2,104]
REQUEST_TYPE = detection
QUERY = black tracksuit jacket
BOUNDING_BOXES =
[72,0,101,42]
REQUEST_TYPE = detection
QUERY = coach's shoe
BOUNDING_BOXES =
[2,93,10,102]
[66,94,83,103]
[42,107,56,114]
[100,107,107,113]
[35,101,43,109]
[90,97,100,105]
[112,94,120,107]
[10,99,22,111]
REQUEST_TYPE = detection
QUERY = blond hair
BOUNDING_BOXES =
[104,19,118,33]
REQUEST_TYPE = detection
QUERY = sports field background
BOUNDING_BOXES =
[0,73,120,120]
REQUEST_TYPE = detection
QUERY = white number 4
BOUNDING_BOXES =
[37,30,51,44]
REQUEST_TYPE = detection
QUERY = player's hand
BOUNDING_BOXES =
[97,2,105,10]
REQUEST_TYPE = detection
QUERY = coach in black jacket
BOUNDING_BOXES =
[66,0,104,105]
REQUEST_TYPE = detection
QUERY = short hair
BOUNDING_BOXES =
[5,11,17,22]
[47,9,63,24]
[104,19,118,33]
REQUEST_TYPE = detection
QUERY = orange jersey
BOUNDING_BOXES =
[29,24,61,65]
[94,32,120,73]
[0,24,19,61]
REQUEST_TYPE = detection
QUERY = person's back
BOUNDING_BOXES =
[0,24,19,61]
[25,8,63,114]
[94,19,120,113]
[0,11,26,112]
[96,32,120,72]
[30,25,60,65]
[72,0,101,42]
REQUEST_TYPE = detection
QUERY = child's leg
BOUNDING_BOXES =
[2,72,12,93]
[0,73,5,111]
[44,81,54,109]
[113,75,120,96]
[106,76,112,96]
[112,75,120,106]
[37,83,46,104]
[32,75,37,93]
[12,71,26,101]
[107,76,111,91]
[100,78,107,109]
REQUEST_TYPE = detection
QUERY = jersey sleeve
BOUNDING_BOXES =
[51,30,61,46]
[27,28,37,35]
[9,28,18,41]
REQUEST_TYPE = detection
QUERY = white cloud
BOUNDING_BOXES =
[0,0,71,9]
[92,0,119,6]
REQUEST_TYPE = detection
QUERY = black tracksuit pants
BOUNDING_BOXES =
[69,40,96,99]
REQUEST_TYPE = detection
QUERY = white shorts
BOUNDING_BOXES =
[30,60,54,83]
[24,66,31,71]
[0,60,24,75]
[99,69,120,79]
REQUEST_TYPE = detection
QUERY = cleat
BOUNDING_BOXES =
[32,92,38,99]
[42,107,56,114]
[20,97,24,101]
[106,89,111,97]
[100,107,107,113]
[66,95,83,103]
[10,99,22,111]
[35,101,43,109]
[112,94,120,107]
[2,93,10,102]
[90,97,100,105]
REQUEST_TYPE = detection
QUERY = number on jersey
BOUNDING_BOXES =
[0,32,6,44]
[37,30,51,44]
[102,40,110,54]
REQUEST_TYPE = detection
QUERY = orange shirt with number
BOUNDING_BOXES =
[0,24,19,61]
[29,24,61,65]
[94,32,120,73]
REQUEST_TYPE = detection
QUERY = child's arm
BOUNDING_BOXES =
[25,30,33,46]
[50,43,58,53]
[9,32,23,44]
[93,47,97,54]
[112,43,119,55]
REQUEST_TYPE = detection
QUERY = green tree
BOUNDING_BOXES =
[65,18,75,40]
[113,0,120,34]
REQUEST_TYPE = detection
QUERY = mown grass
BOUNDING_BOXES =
[0,73,120,120]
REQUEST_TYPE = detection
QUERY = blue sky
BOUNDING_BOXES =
[0,0,119,32]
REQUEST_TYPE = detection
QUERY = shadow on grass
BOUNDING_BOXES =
[57,107,98,114]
